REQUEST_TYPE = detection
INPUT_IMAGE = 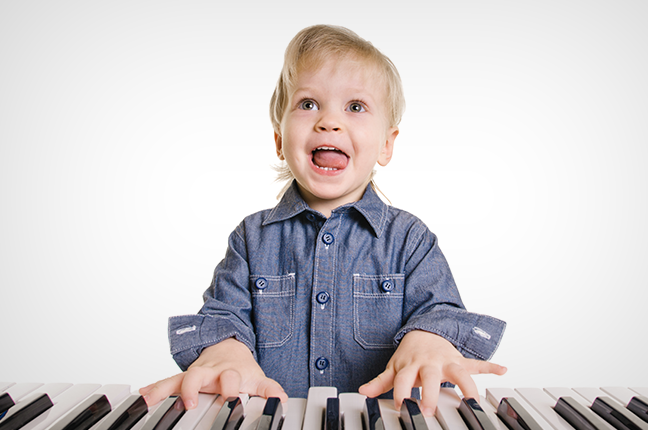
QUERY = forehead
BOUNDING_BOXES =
[292,56,387,99]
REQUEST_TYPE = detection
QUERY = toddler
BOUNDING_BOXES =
[141,24,507,416]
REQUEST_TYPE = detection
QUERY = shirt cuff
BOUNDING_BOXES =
[168,314,256,370]
[395,305,506,361]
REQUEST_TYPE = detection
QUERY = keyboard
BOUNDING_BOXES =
[1,381,647,430]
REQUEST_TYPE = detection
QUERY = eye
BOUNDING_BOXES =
[347,102,366,113]
[299,99,318,110]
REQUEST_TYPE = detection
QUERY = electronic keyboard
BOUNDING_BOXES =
[1,381,647,430]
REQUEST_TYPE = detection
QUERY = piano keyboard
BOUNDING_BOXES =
[1,382,647,430]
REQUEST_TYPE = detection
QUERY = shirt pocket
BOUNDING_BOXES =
[250,273,295,348]
[353,273,405,349]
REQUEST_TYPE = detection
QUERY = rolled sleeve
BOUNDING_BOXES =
[395,305,506,361]
[168,223,257,371]
[168,314,257,371]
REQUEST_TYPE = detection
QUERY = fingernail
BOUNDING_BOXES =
[185,399,196,409]
[423,408,434,417]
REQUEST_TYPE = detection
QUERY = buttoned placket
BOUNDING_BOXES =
[309,211,340,387]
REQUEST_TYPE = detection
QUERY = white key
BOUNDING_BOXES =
[339,393,365,430]
[377,399,402,429]
[486,387,553,430]
[3,383,44,402]
[601,387,641,406]
[1,383,72,421]
[479,395,508,430]
[193,396,225,430]
[280,397,306,430]
[436,387,469,430]
[238,396,266,430]
[302,386,337,430]
[572,387,608,404]
[173,393,217,430]
[515,387,573,430]
[543,388,616,430]
[21,383,101,430]
[631,388,648,397]
[0,383,14,392]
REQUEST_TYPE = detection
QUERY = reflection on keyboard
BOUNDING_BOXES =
[1,382,647,429]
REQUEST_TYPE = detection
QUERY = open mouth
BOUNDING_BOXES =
[311,146,349,171]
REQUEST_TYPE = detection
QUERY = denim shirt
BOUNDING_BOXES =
[168,181,506,398]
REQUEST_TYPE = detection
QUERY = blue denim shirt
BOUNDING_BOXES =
[168,181,505,398]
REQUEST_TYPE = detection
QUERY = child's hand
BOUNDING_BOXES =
[358,330,506,416]
[139,338,288,409]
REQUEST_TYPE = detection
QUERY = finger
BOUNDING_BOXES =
[218,368,243,399]
[358,368,395,398]
[255,377,288,403]
[418,367,442,417]
[447,363,479,401]
[180,367,215,410]
[141,373,184,407]
[392,366,418,409]
[464,359,508,376]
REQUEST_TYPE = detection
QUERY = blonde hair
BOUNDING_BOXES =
[270,24,405,198]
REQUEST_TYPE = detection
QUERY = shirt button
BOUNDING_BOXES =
[381,280,394,292]
[315,357,329,371]
[306,213,316,222]
[255,277,268,290]
[316,291,330,304]
[322,232,335,245]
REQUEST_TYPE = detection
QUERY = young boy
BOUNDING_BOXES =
[140,24,507,417]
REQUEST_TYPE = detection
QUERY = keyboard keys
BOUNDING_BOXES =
[94,394,148,430]
[0,393,14,418]
[628,397,648,423]
[208,396,243,430]
[554,396,610,430]
[325,397,340,430]
[0,393,53,430]
[363,397,385,430]
[400,398,429,430]
[459,398,498,430]
[497,397,544,430]
[591,396,648,430]
[255,397,282,430]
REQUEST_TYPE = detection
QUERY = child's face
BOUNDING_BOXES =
[275,56,399,215]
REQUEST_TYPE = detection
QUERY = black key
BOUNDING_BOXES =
[49,393,112,430]
[496,397,543,430]
[459,398,497,430]
[0,393,53,430]
[363,397,385,430]
[325,397,340,430]
[256,397,283,430]
[628,396,648,423]
[400,398,429,430]
[209,397,244,430]
[140,396,185,430]
[591,396,648,430]
[94,394,148,430]
[0,393,14,418]
[553,396,609,430]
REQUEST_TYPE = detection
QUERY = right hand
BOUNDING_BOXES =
[139,338,288,409]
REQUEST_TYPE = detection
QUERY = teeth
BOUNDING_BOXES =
[315,146,339,151]
[316,166,338,171]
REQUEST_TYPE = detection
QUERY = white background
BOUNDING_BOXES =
[1,1,647,395]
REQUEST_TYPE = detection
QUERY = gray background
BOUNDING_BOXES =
[1,0,647,393]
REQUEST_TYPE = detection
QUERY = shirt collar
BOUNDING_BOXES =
[263,180,389,238]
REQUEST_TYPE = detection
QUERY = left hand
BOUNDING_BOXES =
[358,330,507,416]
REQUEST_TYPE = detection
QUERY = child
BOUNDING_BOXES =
[140,24,507,416]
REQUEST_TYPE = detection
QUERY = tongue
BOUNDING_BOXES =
[313,150,348,170]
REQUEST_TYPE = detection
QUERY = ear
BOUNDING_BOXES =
[274,132,284,160]
[377,127,398,166]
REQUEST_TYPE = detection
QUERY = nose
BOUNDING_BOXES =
[315,109,342,132]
